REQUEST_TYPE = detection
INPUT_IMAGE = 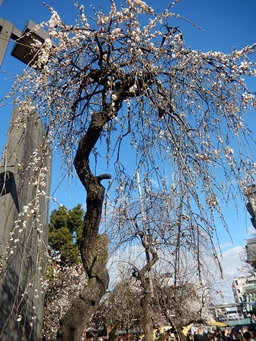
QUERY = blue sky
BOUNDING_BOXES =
[1,0,256,301]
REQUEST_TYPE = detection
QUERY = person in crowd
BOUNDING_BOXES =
[204,331,217,341]
[194,327,214,341]
[250,315,256,334]
[215,329,225,341]
[187,330,194,341]
[243,332,255,341]
[223,328,232,341]
[204,331,216,341]
[229,328,243,341]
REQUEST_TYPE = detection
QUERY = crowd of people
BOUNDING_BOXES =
[187,326,256,341]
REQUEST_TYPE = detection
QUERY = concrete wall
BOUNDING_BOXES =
[0,107,51,341]
[246,238,256,263]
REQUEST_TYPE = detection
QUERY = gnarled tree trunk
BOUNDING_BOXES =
[56,111,112,341]
[56,65,145,341]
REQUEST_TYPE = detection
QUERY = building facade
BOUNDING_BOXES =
[232,276,256,313]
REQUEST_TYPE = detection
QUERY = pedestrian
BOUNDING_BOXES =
[224,328,232,341]
[187,331,194,341]
[215,329,225,341]
[243,332,255,341]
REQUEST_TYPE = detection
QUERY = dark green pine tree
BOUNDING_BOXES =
[48,204,85,266]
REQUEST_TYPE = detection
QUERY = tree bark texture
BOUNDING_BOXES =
[56,110,111,341]
[134,225,159,341]
[140,292,154,341]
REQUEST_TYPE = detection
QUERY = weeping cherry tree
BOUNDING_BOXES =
[4,0,256,340]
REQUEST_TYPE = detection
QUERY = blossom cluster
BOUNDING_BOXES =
[11,0,253,232]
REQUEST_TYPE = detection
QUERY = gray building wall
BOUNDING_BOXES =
[246,238,256,263]
[232,276,247,304]
[232,276,256,313]
[0,107,51,341]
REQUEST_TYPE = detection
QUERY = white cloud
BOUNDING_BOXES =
[214,246,245,303]
[220,241,234,249]
[221,246,244,279]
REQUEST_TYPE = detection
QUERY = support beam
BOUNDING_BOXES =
[0,18,50,67]
[0,19,14,67]
[11,20,47,66]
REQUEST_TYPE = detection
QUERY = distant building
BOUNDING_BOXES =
[244,185,256,230]
[233,276,248,304]
[244,185,256,268]
[208,303,242,322]
[246,238,256,266]
[239,185,256,314]
[232,276,256,313]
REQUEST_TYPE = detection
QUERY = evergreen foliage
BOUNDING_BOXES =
[48,204,85,265]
